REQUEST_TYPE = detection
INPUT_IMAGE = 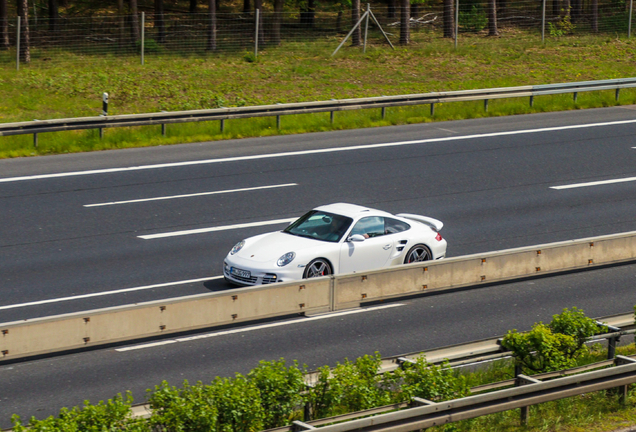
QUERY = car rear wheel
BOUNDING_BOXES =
[404,244,431,264]
[303,258,333,278]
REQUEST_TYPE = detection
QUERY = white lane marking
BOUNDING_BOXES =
[550,176,636,190]
[138,217,297,239]
[84,183,298,207]
[116,303,405,352]
[3,119,636,183]
[0,276,222,311]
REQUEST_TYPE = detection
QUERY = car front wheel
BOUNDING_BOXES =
[303,258,333,278]
[404,244,431,264]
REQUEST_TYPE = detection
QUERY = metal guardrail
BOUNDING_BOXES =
[1,78,636,140]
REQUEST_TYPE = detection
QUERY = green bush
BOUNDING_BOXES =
[502,307,603,373]
[211,375,264,432]
[395,357,471,403]
[307,352,395,418]
[11,392,148,432]
[247,359,306,428]
[148,380,218,432]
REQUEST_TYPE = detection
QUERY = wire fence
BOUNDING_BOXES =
[0,0,633,68]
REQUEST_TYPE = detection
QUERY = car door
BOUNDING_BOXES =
[339,216,395,273]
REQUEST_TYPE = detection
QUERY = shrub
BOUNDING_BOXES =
[247,359,306,428]
[502,307,602,373]
[394,357,471,403]
[148,380,218,432]
[11,392,148,432]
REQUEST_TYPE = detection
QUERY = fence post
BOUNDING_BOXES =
[141,12,145,65]
[454,0,459,49]
[255,9,260,58]
[363,3,370,53]
[629,0,634,38]
[541,0,546,43]
[16,16,20,71]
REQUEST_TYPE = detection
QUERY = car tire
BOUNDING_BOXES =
[303,258,333,278]
[403,244,432,264]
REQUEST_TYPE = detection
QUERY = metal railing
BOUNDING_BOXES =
[1,77,635,146]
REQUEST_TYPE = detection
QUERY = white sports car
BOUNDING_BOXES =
[223,203,447,286]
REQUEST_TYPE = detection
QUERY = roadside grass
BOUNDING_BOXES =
[1,30,636,158]
[439,343,636,432]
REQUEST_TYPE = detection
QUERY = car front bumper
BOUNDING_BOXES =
[223,254,305,286]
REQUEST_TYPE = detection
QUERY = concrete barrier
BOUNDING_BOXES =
[333,231,636,310]
[0,278,331,360]
[2,230,636,361]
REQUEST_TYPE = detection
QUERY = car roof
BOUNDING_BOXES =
[313,203,393,219]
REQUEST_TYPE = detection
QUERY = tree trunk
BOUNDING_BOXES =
[129,0,140,43]
[155,0,165,44]
[272,0,283,44]
[410,3,419,18]
[190,0,197,13]
[443,0,454,38]
[0,0,9,50]
[387,0,397,19]
[591,0,598,31]
[17,0,30,63]
[552,0,559,19]
[351,0,361,46]
[487,0,499,35]
[48,0,59,33]
[400,0,409,44]
[206,0,216,50]
[118,0,125,47]
[571,0,581,22]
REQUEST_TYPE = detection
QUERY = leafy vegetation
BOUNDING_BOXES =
[502,307,604,373]
[9,308,636,432]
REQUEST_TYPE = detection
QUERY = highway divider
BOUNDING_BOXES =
[1,230,636,361]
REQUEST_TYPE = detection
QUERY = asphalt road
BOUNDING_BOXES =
[1,106,636,427]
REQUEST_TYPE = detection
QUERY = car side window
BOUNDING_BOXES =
[384,217,410,235]
[351,217,385,238]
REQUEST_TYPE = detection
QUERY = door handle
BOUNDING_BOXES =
[383,244,392,250]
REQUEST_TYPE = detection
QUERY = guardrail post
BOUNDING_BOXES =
[516,373,540,425]
[161,124,166,136]
[430,103,435,116]
[330,111,334,124]
[33,133,38,148]
[616,88,620,102]
[381,107,386,119]
[484,99,489,112]
[573,92,578,103]
[220,119,225,132]
[529,95,534,107]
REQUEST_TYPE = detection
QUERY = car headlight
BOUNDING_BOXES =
[277,252,296,267]
[230,240,245,255]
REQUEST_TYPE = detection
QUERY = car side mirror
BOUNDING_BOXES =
[347,234,366,242]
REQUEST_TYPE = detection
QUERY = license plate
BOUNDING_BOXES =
[230,267,251,279]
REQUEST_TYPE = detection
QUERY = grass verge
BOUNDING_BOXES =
[1,31,636,158]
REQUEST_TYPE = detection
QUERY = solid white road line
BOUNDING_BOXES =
[2,119,636,183]
[84,183,298,207]
[138,217,297,239]
[115,303,405,352]
[0,276,222,311]
[550,176,636,190]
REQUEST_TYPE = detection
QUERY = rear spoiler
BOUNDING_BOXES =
[396,214,444,232]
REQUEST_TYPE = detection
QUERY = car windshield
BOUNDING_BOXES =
[283,211,353,243]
